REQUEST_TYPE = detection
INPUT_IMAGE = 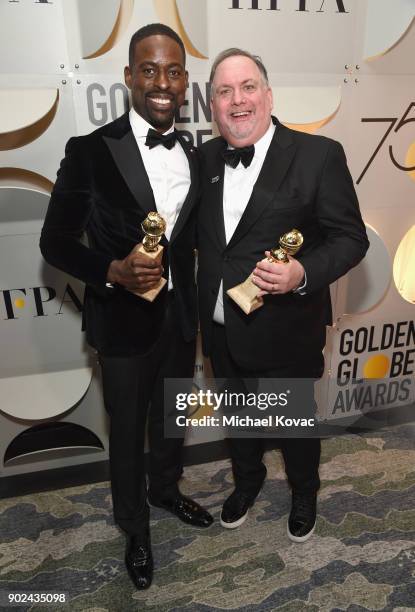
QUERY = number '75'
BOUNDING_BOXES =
[356,102,415,184]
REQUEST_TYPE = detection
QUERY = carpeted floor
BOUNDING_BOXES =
[1,424,415,611]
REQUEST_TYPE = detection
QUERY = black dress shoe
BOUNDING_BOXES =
[149,493,213,528]
[220,490,256,529]
[287,491,317,542]
[125,535,153,590]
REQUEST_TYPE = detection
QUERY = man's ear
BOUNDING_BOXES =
[185,70,189,88]
[267,86,274,113]
[124,65,132,89]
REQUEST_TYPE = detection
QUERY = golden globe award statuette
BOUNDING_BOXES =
[226,229,304,315]
[131,212,167,302]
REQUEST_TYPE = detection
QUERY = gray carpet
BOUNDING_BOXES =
[1,424,415,611]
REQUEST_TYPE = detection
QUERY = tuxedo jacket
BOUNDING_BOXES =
[197,117,369,372]
[40,112,199,356]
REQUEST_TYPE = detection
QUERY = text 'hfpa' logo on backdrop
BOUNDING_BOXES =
[0,285,82,320]
[228,1,349,13]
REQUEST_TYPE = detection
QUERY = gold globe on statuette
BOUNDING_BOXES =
[131,212,167,302]
[269,229,304,263]
[227,229,304,315]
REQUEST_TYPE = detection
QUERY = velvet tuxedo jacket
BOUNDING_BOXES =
[40,112,199,356]
[197,117,369,372]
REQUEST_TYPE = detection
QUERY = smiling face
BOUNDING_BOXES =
[211,55,273,147]
[124,34,188,133]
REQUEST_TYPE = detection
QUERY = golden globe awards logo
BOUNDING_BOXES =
[0,284,82,320]
[333,320,415,414]
[86,81,213,147]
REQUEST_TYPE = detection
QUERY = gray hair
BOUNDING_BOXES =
[209,48,269,94]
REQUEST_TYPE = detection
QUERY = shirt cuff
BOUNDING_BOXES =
[293,271,307,295]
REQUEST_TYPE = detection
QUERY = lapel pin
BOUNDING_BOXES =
[211,176,220,183]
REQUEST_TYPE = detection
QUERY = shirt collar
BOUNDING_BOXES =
[129,107,175,139]
[252,120,275,160]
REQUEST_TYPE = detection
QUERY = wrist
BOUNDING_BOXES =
[107,260,122,284]
[293,266,307,294]
[294,274,304,290]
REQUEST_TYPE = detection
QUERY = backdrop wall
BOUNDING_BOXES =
[0,0,414,476]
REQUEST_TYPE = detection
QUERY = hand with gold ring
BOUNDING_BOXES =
[251,251,305,295]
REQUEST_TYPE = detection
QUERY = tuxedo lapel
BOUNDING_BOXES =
[170,132,198,243]
[103,128,156,216]
[227,121,297,250]
[204,140,227,249]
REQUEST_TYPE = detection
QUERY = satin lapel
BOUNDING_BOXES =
[103,130,156,215]
[226,123,297,250]
[206,143,227,250]
[170,132,198,243]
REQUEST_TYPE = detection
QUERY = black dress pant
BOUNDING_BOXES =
[210,323,322,497]
[100,293,196,537]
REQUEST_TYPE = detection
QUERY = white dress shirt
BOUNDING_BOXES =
[129,108,191,289]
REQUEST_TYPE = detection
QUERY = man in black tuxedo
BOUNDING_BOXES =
[40,23,212,590]
[198,49,369,541]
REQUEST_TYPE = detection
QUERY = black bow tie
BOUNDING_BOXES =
[145,128,176,150]
[222,145,255,169]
